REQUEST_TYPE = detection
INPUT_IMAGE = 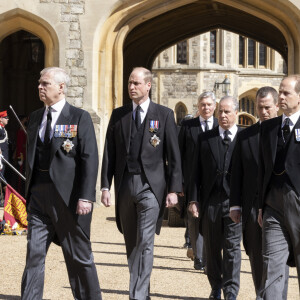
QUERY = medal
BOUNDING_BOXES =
[54,125,77,138]
[295,129,300,141]
[149,120,159,133]
[150,134,160,147]
[62,139,74,153]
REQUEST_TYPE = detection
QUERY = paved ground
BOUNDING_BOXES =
[0,206,298,299]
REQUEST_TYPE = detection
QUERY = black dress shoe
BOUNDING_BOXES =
[225,292,236,300]
[209,289,221,299]
[194,258,205,271]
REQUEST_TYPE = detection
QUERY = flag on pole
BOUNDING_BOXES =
[3,184,27,229]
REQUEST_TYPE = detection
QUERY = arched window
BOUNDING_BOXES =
[240,97,255,115]
[175,104,187,125]
[239,115,253,126]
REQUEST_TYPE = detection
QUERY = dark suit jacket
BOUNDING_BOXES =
[101,101,182,234]
[258,115,300,209]
[230,122,260,229]
[178,116,218,195]
[189,126,242,221]
[25,101,99,238]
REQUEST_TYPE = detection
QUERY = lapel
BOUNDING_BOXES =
[191,118,202,144]
[50,102,72,162]
[141,101,157,152]
[286,115,300,157]
[121,104,133,153]
[27,108,45,169]
[269,116,282,164]
[207,126,221,169]
[248,123,260,165]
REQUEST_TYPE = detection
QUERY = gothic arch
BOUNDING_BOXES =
[0,8,59,66]
[97,0,300,131]
[174,101,188,125]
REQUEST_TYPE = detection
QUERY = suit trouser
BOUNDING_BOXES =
[260,184,300,300]
[21,181,101,300]
[118,171,160,300]
[187,210,206,263]
[202,198,242,296]
[244,207,289,299]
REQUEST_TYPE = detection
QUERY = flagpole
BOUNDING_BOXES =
[0,155,26,181]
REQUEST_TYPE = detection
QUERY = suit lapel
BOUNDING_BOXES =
[121,104,133,153]
[270,117,281,164]
[286,115,300,157]
[50,102,72,162]
[207,127,220,169]
[248,123,260,165]
[27,108,45,170]
[191,118,201,144]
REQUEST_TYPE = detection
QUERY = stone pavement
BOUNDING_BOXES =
[0,206,298,299]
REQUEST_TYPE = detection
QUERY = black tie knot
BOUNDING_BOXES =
[135,105,141,129]
[223,130,231,146]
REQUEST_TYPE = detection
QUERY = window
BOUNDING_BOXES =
[210,31,217,63]
[248,39,255,66]
[259,43,266,67]
[240,97,255,115]
[177,41,187,64]
[175,104,187,125]
[239,36,245,66]
[239,115,253,126]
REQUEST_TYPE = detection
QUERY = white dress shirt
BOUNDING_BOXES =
[133,98,150,123]
[282,110,300,131]
[199,115,214,132]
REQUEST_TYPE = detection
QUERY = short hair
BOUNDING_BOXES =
[256,86,278,104]
[283,74,300,93]
[40,67,70,93]
[198,91,216,104]
[132,67,153,84]
[219,95,239,111]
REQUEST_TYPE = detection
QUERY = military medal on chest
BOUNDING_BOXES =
[54,124,78,152]
[295,128,300,141]
[62,139,74,153]
[149,120,160,147]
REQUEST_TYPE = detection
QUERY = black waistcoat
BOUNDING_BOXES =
[34,136,52,171]
[126,118,146,174]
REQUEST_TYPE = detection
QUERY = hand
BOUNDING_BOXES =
[165,193,178,208]
[258,209,263,228]
[101,190,112,207]
[188,202,199,218]
[230,210,241,224]
[76,200,92,215]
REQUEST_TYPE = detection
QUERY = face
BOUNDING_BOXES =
[218,98,238,130]
[128,69,151,105]
[278,78,300,116]
[198,97,216,120]
[38,72,64,106]
[0,117,8,126]
[256,93,279,121]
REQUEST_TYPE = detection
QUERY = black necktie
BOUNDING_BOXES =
[204,120,209,132]
[282,118,290,143]
[44,107,52,144]
[135,105,141,129]
[223,130,231,146]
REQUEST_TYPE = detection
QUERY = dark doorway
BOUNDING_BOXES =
[0,30,44,190]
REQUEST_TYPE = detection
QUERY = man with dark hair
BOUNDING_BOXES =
[189,96,242,300]
[101,67,182,300]
[178,91,218,270]
[258,75,300,299]
[229,86,290,298]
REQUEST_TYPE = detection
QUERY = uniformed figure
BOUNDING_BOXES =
[0,110,9,176]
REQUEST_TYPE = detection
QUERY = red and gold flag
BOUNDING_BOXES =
[3,184,27,229]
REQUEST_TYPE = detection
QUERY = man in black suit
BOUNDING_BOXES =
[189,96,242,300]
[178,91,218,270]
[21,67,102,300]
[101,67,182,300]
[229,87,283,297]
[258,75,300,299]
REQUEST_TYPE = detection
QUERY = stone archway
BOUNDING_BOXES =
[97,0,300,132]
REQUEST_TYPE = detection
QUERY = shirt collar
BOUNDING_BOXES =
[219,124,238,137]
[282,110,300,127]
[199,115,214,123]
[132,98,150,113]
[46,98,66,113]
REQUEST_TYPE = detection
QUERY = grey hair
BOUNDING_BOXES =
[40,67,70,94]
[219,95,239,111]
[198,91,216,104]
